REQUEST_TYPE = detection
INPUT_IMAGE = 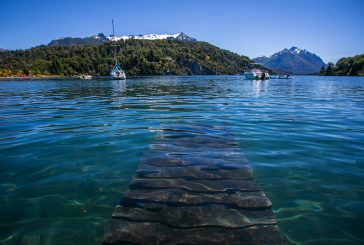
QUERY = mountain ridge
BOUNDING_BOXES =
[48,32,196,46]
[253,47,325,74]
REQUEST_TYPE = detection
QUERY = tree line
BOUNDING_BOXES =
[0,40,252,77]
[320,54,364,76]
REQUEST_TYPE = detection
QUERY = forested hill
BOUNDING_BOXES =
[320,54,364,76]
[0,40,253,76]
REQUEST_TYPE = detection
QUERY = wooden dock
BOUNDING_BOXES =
[103,125,287,244]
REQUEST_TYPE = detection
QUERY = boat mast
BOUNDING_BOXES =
[112,19,115,37]
[112,19,118,66]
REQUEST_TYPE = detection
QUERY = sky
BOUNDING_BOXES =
[0,0,363,63]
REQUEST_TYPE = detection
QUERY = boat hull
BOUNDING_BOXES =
[110,76,126,80]
[244,72,269,80]
[244,72,256,80]
[80,75,92,80]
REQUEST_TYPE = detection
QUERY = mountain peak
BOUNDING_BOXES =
[288,46,308,55]
[172,32,197,41]
[91,33,107,41]
[253,47,325,74]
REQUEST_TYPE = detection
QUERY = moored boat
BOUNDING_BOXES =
[80,74,92,80]
[110,19,126,80]
[244,68,269,80]
[110,65,126,80]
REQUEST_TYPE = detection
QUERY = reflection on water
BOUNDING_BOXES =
[252,80,269,97]
[116,80,126,93]
[0,76,364,244]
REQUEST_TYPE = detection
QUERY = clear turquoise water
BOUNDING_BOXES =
[0,76,364,244]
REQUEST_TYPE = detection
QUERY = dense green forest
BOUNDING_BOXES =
[0,40,253,77]
[320,54,364,76]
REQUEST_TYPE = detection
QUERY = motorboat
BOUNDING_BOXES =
[244,68,269,80]
[80,74,92,80]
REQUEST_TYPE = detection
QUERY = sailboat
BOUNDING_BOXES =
[110,19,126,80]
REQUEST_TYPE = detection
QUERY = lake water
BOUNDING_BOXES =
[0,76,364,244]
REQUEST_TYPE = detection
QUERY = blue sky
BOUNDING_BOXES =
[0,0,363,62]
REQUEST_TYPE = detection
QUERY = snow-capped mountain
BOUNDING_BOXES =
[48,32,196,46]
[108,32,196,42]
[253,47,325,74]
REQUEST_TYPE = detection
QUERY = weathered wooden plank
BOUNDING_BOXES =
[103,219,288,245]
[149,143,241,152]
[156,134,238,141]
[140,152,249,167]
[135,164,253,179]
[112,204,275,228]
[122,188,272,209]
[129,178,260,192]
[159,124,227,133]
[143,152,248,165]
[153,135,240,147]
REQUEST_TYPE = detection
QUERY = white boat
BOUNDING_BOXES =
[110,19,126,80]
[80,74,92,80]
[244,68,269,80]
[110,65,126,80]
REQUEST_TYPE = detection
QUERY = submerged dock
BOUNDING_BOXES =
[103,125,287,244]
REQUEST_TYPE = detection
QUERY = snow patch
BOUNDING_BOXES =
[108,33,182,41]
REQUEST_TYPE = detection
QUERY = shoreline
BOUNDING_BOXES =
[0,74,330,81]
